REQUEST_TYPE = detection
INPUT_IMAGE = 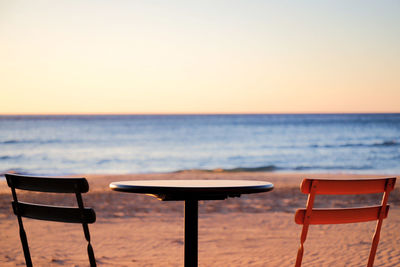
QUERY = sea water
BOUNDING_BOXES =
[0,114,399,175]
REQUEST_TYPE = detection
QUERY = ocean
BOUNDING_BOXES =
[0,114,399,176]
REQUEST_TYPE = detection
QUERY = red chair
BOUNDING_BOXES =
[294,177,396,267]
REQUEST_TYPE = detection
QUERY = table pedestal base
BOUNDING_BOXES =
[185,200,198,267]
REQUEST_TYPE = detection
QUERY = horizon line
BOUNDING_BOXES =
[1,111,400,116]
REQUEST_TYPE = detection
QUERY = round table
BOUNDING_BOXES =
[110,180,274,267]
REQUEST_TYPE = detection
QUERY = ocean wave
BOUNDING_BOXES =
[0,155,22,160]
[174,163,378,173]
[175,165,278,173]
[1,140,21,144]
[378,140,398,146]
[1,139,61,145]
[311,140,398,148]
[294,165,373,171]
[97,159,112,165]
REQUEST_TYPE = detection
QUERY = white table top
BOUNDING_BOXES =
[109,179,274,201]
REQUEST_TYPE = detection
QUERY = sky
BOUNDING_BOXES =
[1,0,399,114]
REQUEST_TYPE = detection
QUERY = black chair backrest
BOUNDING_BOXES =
[5,173,96,267]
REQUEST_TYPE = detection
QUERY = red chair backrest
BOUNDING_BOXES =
[294,177,396,267]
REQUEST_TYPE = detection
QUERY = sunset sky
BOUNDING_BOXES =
[1,1,399,114]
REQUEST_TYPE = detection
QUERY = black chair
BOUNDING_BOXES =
[5,173,97,267]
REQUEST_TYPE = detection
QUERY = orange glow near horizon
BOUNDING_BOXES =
[1,1,399,115]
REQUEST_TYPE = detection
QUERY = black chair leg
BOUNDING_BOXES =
[18,217,32,267]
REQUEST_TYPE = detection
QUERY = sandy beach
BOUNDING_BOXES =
[1,172,399,266]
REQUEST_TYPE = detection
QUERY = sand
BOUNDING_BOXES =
[1,172,399,266]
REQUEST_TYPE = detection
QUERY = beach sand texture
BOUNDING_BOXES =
[1,172,399,266]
